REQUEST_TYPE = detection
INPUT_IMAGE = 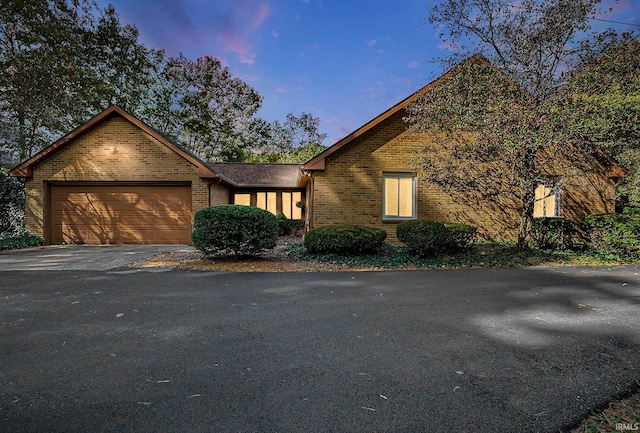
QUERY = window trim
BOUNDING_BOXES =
[382,172,417,221]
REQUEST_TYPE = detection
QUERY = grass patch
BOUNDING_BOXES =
[570,390,640,433]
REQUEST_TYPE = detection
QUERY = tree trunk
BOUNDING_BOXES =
[517,182,536,249]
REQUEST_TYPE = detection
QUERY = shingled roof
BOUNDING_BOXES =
[206,163,307,188]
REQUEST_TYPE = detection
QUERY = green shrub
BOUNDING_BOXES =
[582,213,640,256]
[191,205,278,257]
[622,206,640,215]
[532,217,579,250]
[396,220,477,257]
[446,223,478,250]
[276,213,306,236]
[304,225,387,255]
[0,232,44,250]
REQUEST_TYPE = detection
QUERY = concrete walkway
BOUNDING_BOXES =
[0,244,193,271]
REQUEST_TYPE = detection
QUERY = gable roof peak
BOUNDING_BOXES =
[303,55,499,171]
[8,106,223,182]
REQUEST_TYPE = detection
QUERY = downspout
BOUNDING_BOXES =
[307,172,314,230]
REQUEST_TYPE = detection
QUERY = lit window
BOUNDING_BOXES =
[234,193,251,206]
[533,183,560,217]
[256,192,277,215]
[383,173,416,220]
[282,192,303,219]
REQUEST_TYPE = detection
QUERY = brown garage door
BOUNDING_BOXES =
[50,184,192,244]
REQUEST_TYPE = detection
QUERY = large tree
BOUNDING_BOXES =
[248,112,328,163]
[406,0,632,247]
[555,38,640,207]
[0,0,95,161]
[0,0,163,162]
[157,55,265,162]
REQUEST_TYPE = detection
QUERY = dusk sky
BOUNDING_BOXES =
[95,0,640,145]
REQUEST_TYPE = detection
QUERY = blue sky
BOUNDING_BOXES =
[95,0,639,145]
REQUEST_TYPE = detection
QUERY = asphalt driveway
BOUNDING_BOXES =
[1,266,639,432]
[0,244,192,271]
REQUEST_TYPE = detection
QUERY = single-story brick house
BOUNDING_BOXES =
[10,58,624,245]
[9,107,309,244]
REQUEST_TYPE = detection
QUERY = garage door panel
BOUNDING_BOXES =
[57,197,88,211]
[119,211,155,225]
[85,202,121,213]
[50,185,192,244]
[156,196,191,211]
[120,229,156,244]
[120,197,155,211]
[155,211,192,225]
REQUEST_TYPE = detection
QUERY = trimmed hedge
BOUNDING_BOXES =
[0,232,44,250]
[582,213,640,256]
[276,213,306,236]
[396,220,477,257]
[532,217,579,250]
[191,205,278,257]
[303,225,387,255]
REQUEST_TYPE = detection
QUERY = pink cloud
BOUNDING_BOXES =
[407,61,419,69]
[204,1,272,63]
[332,126,353,142]
[239,53,256,65]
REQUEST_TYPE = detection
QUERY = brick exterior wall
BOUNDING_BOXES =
[209,182,231,206]
[24,115,214,240]
[311,110,616,244]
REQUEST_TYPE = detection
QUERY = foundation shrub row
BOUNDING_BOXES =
[192,205,640,259]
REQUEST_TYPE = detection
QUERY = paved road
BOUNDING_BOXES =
[1,266,639,432]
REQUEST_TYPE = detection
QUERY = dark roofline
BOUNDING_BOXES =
[206,162,308,188]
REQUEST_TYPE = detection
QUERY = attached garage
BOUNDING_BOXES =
[9,106,231,245]
[49,184,192,244]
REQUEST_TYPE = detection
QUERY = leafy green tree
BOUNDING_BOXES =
[555,38,640,207]
[160,54,264,162]
[248,112,328,163]
[0,0,95,161]
[406,0,631,247]
[0,1,320,166]
[267,112,328,153]
[0,1,164,163]
[84,5,164,119]
[248,142,327,164]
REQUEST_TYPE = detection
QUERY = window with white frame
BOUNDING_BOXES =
[383,173,416,220]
